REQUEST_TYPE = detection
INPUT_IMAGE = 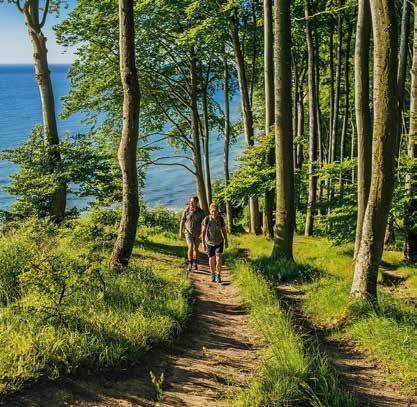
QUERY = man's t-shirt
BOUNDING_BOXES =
[182,207,204,237]
[203,215,225,246]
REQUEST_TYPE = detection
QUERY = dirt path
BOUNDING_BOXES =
[3,253,261,407]
[276,285,416,407]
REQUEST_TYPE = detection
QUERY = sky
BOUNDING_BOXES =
[0,0,77,64]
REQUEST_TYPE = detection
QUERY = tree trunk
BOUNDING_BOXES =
[304,0,318,236]
[263,0,275,239]
[23,1,66,222]
[110,0,141,270]
[202,84,212,204]
[351,0,399,301]
[229,15,261,235]
[405,5,417,262]
[397,0,412,151]
[339,21,353,196]
[223,55,233,234]
[190,47,209,215]
[331,8,343,164]
[272,0,294,259]
[353,0,372,260]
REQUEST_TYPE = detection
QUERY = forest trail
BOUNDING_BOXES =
[276,285,417,407]
[4,252,261,407]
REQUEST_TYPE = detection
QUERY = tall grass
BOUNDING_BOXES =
[226,249,355,406]
[0,211,190,396]
[231,234,417,395]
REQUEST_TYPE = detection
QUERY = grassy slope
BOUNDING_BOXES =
[0,219,190,396]
[226,237,355,406]
[231,234,417,394]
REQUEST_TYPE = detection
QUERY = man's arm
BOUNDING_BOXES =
[179,212,186,239]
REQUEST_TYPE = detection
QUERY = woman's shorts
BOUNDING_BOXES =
[206,242,224,258]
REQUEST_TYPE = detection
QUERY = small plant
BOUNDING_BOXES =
[150,370,165,403]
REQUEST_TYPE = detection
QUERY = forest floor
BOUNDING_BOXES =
[275,284,416,407]
[3,234,417,406]
[3,252,262,407]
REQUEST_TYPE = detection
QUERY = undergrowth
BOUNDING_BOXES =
[0,207,190,397]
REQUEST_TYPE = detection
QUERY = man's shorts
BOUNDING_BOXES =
[206,242,224,258]
[185,232,201,248]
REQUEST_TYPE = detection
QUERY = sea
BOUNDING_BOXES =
[0,64,243,212]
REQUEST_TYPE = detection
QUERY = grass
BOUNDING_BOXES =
[0,212,190,397]
[225,238,356,406]
[230,234,417,395]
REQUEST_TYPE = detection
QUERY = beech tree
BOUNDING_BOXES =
[272,0,294,259]
[110,0,140,269]
[353,0,372,259]
[11,0,66,221]
[351,0,399,301]
[405,4,417,263]
[304,0,318,236]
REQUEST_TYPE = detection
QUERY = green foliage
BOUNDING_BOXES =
[0,127,126,220]
[0,211,191,396]
[223,132,274,207]
[140,204,180,234]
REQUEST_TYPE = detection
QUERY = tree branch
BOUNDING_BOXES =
[39,0,50,28]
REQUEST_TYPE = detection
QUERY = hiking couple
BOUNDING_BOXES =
[179,196,228,283]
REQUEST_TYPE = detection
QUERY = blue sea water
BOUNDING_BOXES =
[0,64,243,211]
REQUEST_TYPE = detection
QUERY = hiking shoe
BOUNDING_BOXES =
[211,273,216,282]
[187,261,192,271]
[215,273,221,283]
[193,260,198,270]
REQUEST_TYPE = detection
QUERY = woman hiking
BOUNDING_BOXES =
[202,203,228,283]
[179,196,205,271]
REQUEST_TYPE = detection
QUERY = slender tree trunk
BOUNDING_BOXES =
[331,9,343,164]
[202,84,212,204]
[223,55,233,234]
[397,0,412,151]
[351,0,399,301]
[263,0,275,239]
[272,0,294,258]
[23,1,66,222]
[328,19,335,165]
[351,114,356,183]
[405,6,417,262]
[339,21,353,196]
[304,0,318,236]
[353,0,372,260]
[229,15,261,234]
[190,47,209,215]
[110,0,141,270]
[296,94,305,169]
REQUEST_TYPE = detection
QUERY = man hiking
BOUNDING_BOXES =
[202,203,228,283]
[179,196,205,271]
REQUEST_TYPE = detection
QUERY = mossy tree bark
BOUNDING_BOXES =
[353,0,372,260]
[20,0,66,222]
[351,0,399,301]
[263,0,275,240]
[110,0,141,270]
[272,0,294,259]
